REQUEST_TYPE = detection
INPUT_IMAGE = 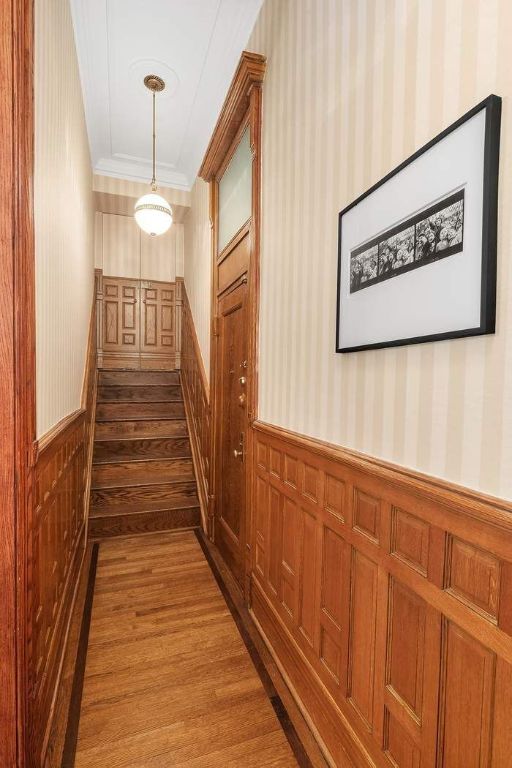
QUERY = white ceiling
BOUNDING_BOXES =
[71,0,263,191]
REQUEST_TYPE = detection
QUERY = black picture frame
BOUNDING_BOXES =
[336,94,502,354]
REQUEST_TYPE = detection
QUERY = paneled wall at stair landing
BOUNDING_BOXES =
[95,212,185,283]
[246,0,512,500]
[35,0,95,437]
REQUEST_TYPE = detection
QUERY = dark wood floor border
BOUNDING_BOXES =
[61,543,99,768]
[194,529,313,768]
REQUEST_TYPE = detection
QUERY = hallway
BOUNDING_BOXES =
[3,1,512,766]
[67,532,309,768]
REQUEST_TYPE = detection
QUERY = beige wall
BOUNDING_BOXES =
[35,0,95,438]
[95,212,184,282]
[184,178,212,380]
[243,0,512,500]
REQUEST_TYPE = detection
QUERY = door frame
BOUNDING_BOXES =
[199,52,265,597]
[0,0,35,765]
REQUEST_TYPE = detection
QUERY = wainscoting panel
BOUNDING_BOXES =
[32,292,97,765]
[250,421,512,768]
[181,282,211,530]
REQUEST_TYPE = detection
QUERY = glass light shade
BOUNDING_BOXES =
[134,192,173,236]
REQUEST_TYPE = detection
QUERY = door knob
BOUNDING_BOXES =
[239,376,247,386]
[233,448,244,459]
[238,393,246,407]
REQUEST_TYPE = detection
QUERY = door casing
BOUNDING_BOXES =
[199,52,266,598]
[0,1,35,765]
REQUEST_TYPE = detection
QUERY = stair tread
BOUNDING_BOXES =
[97,399,183,405]
[92,474,194,490]
[94,434,188,442]
[90,498,200,518]
[93,453,191,465]
[92,456,195,489]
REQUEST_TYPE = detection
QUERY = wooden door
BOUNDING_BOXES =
[199,53,265,596]
[102,276,140,368]
[216,280,249,586]
[140,280,177,370]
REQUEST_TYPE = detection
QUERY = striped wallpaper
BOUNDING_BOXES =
[95,212,185,282]
[35,0,95,438]
[243,0,512,500]
[93,174,191,209]
[184,178,212,383]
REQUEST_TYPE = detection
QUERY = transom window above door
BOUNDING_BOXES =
[218,127,252,254]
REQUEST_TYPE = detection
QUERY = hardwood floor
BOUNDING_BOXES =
[72,531,304,767]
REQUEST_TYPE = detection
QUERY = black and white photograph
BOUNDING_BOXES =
[336,94,501,353]
[349,190,465,295]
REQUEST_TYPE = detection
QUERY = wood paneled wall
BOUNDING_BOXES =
[181,281,211,531]
[31,292,97,764]
[251,421,512,768]
[96,272,182,371]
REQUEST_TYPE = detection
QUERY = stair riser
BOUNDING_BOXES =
[93,437,191,462]
[97,385,182,402]
[92,458,195,488]
[95,420,188,439]
[91,482,198,511]
[98,370,180,386]
[88,507,200,539]
[96,402,185,421]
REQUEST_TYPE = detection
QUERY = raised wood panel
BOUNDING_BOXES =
[383,710,421,768]
[97,273,181,370]
[445,536,500,621]
[217,228,250,295]
[386,579,426,719]
[31,293,97,764]
[439,622,495,767]
[101,276,139,353]
[348,550,378,730]
[251,421,512,768]
[180,283,210,531]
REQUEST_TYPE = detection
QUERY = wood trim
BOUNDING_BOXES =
[217,219,251,266]
[253,421,512,531]
[34,409,85,460]
[0,1,36,765]
[181,283,211,532]
[199,52,266,181]
[31,293,98,766]
[60,543,99,768]
[203,51,266,599]
[250,420,512,768]
[195,529,319,768]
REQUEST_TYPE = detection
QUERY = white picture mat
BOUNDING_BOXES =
[338,109,486,350]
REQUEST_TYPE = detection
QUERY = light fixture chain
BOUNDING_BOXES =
[151,90,157,191]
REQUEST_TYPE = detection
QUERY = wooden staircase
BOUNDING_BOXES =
[89,370,201,539]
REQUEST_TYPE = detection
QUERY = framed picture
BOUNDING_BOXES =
[336,94,501,353]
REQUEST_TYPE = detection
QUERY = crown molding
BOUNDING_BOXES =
[94,158,191,192]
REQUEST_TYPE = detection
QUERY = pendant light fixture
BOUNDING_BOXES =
[134,75,173,237]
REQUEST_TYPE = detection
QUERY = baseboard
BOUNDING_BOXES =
[43,543,92,768]
[250,578,373,768]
